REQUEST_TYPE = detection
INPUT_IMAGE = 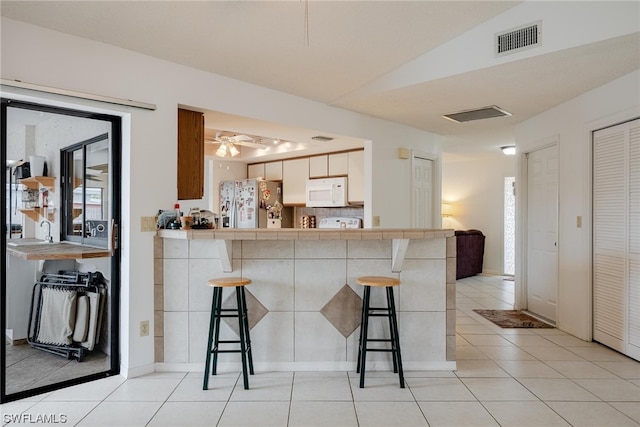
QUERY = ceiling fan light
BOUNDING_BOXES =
[216,144,228,157]
[229,143,240,157]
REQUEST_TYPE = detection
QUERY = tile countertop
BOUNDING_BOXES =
[157,228,455,240]
[6,241,112,260]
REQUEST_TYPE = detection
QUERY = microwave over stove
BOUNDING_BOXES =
[305,177,348,207]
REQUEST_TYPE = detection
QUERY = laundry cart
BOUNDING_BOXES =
[27,271,107,361]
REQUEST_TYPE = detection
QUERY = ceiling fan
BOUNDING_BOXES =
[205,131,268,157]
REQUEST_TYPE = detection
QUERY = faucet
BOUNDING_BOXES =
[40,220,53,243]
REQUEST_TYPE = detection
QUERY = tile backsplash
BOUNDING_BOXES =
[294,206,364,228]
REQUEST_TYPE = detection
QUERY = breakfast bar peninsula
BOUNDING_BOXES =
[155,228,456,372]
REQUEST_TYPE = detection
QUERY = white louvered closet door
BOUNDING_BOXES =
[593,118,639,361]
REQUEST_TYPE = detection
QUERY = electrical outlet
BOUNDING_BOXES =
[373,216,380,227]
[140,320,150,337]
[576,216,582,228]
[141,216,157,232]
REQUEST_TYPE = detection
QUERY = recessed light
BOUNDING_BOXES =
[501,145,516,155]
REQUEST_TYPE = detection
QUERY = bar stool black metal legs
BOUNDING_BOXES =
[203,277,254,390]
[356,276,405,388]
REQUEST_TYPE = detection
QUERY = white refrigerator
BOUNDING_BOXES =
[219,179,291,228]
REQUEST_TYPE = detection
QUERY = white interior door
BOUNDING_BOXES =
[593,119,640,360]
[412,156,433,228]
[527,144,558,322]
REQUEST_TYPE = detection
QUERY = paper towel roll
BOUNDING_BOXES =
[29,155,46,177]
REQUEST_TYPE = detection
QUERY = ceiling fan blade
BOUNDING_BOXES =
[229,134,253,142]
[236,140,268,150]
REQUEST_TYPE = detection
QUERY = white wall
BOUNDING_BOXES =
[515,70,640,340]
[1,18,442,376]
[442,152,516,275]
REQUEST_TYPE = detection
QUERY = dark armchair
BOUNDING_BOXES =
[455,229,485,279]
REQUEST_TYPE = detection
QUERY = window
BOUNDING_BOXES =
[61,133,110,247]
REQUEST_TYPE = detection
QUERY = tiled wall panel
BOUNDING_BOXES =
[157,236,455,370]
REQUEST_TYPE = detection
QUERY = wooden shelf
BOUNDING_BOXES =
[19,208,42,222]
[19,176,55,192]
[19,207,54,222]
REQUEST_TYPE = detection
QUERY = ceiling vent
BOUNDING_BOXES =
[442,105,512,123]
[495,21,541,56]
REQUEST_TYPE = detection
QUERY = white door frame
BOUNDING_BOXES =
[410,149,441,228]
[515,136,559,312]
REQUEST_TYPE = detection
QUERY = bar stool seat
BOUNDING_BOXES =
[356,275,404,388]
[203,277,254,390]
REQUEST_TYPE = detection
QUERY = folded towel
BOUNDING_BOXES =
[81,291,101,351]
[73,295,89,342]
[37,288,77,346]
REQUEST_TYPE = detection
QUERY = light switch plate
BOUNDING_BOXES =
[140,320,150,337]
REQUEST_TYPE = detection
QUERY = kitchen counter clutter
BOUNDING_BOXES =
[155,228,456,372]
[157,228,453,240]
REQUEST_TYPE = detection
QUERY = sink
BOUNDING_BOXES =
[7,239,53,246]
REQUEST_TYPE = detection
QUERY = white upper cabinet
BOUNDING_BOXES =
[251,149,363,205]
[348,150,365,203]
[247,163,265,179]
[283,158,309,205]
[309,155,328,178]
[265,161,283,180]
[328,153,348,176]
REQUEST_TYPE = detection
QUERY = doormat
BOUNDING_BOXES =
[472,309,554,328]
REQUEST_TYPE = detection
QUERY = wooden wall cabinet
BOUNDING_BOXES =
[177,108,204,200]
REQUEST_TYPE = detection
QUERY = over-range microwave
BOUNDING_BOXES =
[305,177,349,207]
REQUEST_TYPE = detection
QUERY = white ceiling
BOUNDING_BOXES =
[2,1,639,159]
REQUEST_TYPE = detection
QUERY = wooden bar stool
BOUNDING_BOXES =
[203,277,254,390]
[356,276,405,388]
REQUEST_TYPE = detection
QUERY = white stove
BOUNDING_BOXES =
[317,217,362,229]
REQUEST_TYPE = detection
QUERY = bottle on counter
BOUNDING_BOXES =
[173,203,182,229]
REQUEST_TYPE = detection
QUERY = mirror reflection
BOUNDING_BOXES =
[3,100,118,400]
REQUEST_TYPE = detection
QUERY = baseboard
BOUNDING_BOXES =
[155,360,456,373]
[120,362,155,379]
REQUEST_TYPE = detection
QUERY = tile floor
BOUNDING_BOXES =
[1,275,639,426]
